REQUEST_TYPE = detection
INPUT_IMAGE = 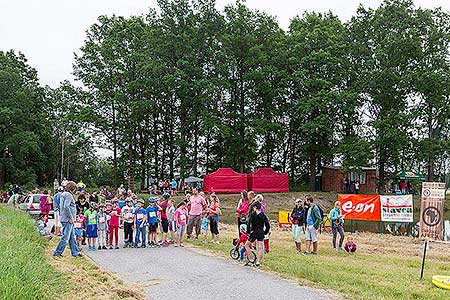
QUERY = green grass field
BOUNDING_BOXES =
[188,228,450,300]
[0,206,65,300]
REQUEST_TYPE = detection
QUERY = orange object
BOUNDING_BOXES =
[338,194,381,221]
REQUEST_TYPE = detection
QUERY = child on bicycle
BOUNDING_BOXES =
[236,224,249,262]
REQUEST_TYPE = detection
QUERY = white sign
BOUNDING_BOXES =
[380,195,413,222]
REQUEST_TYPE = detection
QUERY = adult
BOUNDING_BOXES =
[186,188,206,239]
[76,194,89,215]
[290,199,305,253]
[236,191,250,235]
[61,178,68,189]
[304,196,322,255]
[39,190,52,224]
[170,179,177,195]
[245,202,270,267]
[117,184,126,199]
[76,180,86,193]
[329,201,345,251]
[354,180,360,194]
[53,186,64,236]
[89,190,99,203]
[53,181,81,258]
[53,178,60,194]
[399,180,407,194]
[207,193,221,243]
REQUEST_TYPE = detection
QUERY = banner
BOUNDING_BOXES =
[278,210,292,228]
[420,182,446,240]
[338,194,381,221]
[380,195,413,222]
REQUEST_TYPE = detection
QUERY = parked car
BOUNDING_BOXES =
[18,194,54,217]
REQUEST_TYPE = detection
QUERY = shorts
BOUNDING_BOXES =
[74,228,83,237]
[86,224,98,238]
[248,231,264,243]
[305,225,318,242]
[148,222,158,233]
[169,220,176,231]
[161,217,169,233]
[292,224,303,242]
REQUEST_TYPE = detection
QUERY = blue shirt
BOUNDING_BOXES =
[60,191,76,223]
[146,206,159,224]
[306,208,314,226]
[53,192,62,211]
[135,208,147,226]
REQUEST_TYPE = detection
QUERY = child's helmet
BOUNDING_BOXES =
[90,202,98,210]
[163,193,170,199]
[138,198,145,204]
[239,224,247,232]
[148,197,157,203]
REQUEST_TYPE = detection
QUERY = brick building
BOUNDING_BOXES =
[320,165,377,193]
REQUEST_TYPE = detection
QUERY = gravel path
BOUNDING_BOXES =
[86,244,327,300]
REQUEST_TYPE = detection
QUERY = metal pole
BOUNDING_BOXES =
[420,238,429,279]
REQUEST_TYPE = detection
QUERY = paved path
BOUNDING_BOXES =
[86,245,327,300]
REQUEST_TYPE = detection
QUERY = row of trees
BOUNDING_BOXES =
[1,0,450,191]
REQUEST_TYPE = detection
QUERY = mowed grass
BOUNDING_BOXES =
[0,206,65,300]
[189,228,450,300]
[184,191,450,300]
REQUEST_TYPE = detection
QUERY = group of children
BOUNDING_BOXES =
[72,194,192,251]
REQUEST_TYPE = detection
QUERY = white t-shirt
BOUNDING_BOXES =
[122,206,135,223]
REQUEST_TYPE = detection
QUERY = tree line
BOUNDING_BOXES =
[1,0,450,191]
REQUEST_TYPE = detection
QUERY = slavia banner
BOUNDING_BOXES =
[380,195,413,222]
[419,182,446,240]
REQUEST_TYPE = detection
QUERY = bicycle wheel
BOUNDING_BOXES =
[229,248,240,260]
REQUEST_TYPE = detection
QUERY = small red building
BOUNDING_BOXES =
[321,166,377,193]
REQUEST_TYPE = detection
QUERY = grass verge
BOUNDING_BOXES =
[0,206,145,300]
[187,226,450,300]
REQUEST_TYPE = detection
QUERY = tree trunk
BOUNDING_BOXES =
[238,70,245,173]
[112,101,118,187]
[192,116,199,177]
[427,101,434,181]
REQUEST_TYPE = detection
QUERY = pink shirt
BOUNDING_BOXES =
[175,208,187,225]
[109,207,121,227]
[189,195,206,216]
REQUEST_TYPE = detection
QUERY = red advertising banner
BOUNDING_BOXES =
[338,194,381,221]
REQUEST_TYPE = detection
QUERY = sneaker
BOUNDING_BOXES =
[102,246,107,250]
[109,246,113,250]
[244,261,254,267]
[115,246,119,249]
[215,240,220,244]
[338,247,344,252]
[303,251,309,256]
[74,253,83,258]
[254,262,261,268]
[141,245,146,248]
[98,246,102,250]
[311,252,318,255]
[174,244,178,247]
[162,241,169,247]
[53,255,63,259]
[180,243,184,247]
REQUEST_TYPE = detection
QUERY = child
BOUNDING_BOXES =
[122,199,135,248]
[236,224,249,262]
[167,203,176,244]
[109,201,121,249]
[146,197,159,247]
[175,202,187,247]
[344,236,357,253]
[134,199,147,248]
[97,203,108,250]
[74,214,84,251]
[201,211,208,243]
[105,202,112,246]
[37,213,52,240]
[84,202,98,251]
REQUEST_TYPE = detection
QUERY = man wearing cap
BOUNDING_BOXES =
[53,181,81,258]
[53,186,64,236]
[187,188,207,239]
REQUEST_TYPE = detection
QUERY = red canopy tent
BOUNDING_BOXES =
[247,167,289,193]
[202,168,248,193]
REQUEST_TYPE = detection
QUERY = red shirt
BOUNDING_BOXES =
[109,207,121,227]
[237,233,249,244]
[208,201,220,216]
[237,200,250,217]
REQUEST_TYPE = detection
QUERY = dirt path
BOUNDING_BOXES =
[86,245,326,300]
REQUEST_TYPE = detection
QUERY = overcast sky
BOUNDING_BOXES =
[1,0,449,88]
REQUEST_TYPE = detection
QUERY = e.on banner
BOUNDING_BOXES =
[338,194,381,221]
[278,211,292,228]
